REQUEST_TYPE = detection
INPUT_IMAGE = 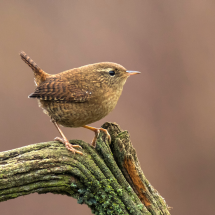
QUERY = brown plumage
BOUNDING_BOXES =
[20,51,140,155]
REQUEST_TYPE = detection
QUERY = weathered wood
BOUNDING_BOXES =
[0,122,170,215]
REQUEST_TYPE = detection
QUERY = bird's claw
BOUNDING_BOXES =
[91,128,111,147]
[54,137,83,155]
[99,128,111,143]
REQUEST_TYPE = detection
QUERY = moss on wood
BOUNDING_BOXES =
[0,122,170,215]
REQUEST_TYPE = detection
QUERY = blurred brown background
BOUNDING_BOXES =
[1,1,215,214]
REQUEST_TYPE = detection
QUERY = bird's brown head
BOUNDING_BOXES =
[79,62,140,91]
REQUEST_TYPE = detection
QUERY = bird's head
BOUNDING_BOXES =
[81,62,140,90]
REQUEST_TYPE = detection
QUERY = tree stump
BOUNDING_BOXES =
[0,122,170,215]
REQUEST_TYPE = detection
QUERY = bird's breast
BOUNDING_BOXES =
[38,87,123,127]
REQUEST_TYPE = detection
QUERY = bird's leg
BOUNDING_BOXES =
[82,125,111,147]
[53,121,83,155]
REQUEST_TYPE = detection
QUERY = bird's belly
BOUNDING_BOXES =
[39,97,118,127]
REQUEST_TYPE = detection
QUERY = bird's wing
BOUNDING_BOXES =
[29,78,90,102]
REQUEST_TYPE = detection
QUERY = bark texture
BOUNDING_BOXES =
[0,122,170,215]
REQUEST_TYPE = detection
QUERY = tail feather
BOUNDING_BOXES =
[20,51,42,73]
[20,51,49,85]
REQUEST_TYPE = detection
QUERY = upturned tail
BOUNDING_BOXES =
[20,51,49,85]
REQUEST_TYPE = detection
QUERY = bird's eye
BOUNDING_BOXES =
[109,70,115,76]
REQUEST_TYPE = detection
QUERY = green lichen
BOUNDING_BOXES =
[0,123,170,215]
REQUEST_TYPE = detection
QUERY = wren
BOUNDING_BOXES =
[20,51,140,155]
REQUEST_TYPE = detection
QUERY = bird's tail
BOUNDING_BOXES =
[20,51,49,85]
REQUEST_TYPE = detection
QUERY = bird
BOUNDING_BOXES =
[20,51,140,155]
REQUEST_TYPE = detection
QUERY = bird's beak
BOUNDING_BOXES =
[126,71,141,76]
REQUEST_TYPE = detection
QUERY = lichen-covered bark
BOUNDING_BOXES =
[0,122,170,215]
[102,123,170,215]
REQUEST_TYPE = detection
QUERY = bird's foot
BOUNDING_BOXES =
[83,125,111,147]
[91,128,111,147]
[54,137,83,155]
[91,129,100,147]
